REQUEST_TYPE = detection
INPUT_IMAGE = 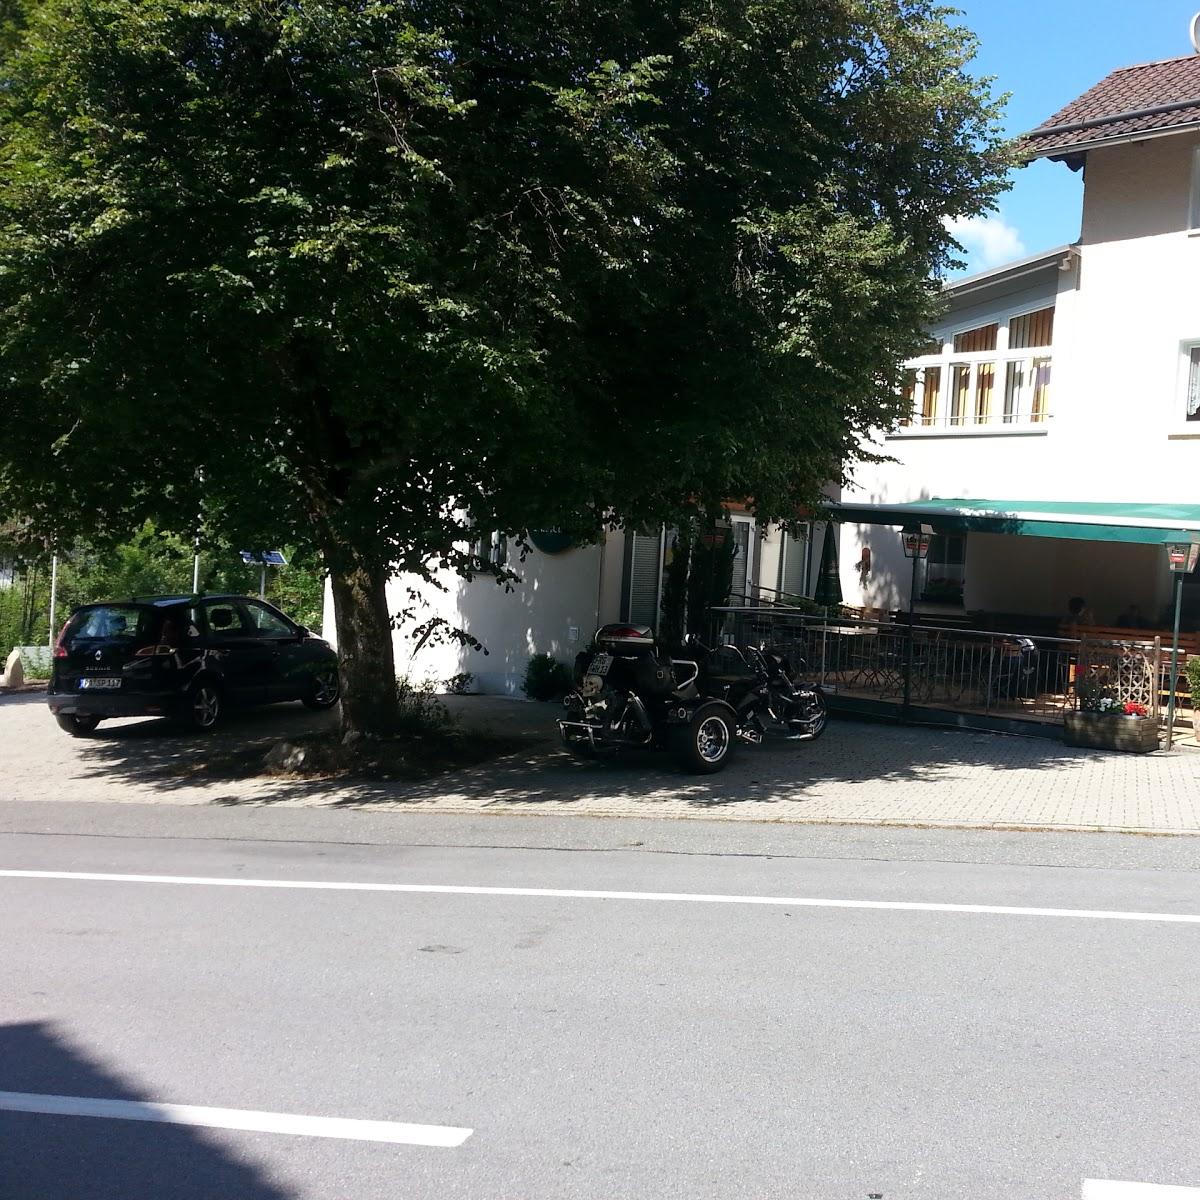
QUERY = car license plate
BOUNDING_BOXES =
[80,677,121,690]
[589,653,612,676]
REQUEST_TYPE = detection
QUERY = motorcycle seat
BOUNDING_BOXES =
[705,669,758,688]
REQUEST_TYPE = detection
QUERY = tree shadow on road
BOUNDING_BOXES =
[29,684,1178,816]
[0,1021,294,1200]
[345,718,1126,813]
[86,720,1135,814]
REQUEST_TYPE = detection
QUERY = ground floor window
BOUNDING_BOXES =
[920,534,966,605]
[622,530,664,628]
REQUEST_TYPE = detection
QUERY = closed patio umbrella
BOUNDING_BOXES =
[813,521,842,608]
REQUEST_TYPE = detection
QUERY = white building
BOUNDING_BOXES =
[833,46,1200,631]
[352,514,810,695]
[328,41,1200,693]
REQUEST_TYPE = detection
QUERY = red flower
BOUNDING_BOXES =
[1123,701,1148,717]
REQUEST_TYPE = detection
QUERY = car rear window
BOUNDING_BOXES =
[65,605,159,645]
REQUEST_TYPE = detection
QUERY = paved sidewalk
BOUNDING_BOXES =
[4,689,1200,834]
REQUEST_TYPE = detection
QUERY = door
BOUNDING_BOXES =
[199,600,275,704]
[242,600,305,700]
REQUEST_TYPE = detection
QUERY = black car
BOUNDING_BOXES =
[47,594,340,736]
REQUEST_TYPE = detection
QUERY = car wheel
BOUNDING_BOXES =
[176,681,222,732]
[55,713,101,737]
[671,703,735,774]
[301,666,340,711]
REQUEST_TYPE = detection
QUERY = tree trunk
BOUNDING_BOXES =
[328,562,402,737]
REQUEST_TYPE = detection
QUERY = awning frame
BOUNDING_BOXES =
[830,499,1200,548]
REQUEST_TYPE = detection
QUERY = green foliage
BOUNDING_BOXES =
[659,532,691,649]
[0,522,325,652]
[660,519,741,646]
[522,653,572,702]
[0,0,1009,732]
[18,645,51,680]
[394,676,455,735]
[443,672,474,695]
[1184,656,1200,705]
[688,529,737,635]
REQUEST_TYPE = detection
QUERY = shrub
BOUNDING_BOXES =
[522,653,571,701]
[394,677,455,735]
[443,672,474,695]
[1185,657,1200,706]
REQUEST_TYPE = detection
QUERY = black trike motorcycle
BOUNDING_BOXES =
[557,623,826,774]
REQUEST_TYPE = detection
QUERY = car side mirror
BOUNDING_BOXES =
[295,625,310,639]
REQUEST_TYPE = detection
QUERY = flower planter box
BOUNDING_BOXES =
[1063,712,1160,754]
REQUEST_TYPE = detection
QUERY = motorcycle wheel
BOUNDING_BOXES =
[789,690,828,740]
[672,703,736,774]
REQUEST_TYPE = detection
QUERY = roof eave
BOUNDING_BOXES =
[1019,117,1200,167]
[943,245,1076,298]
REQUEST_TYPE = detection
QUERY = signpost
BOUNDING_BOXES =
[47,553,58,650]
[239,550,288,600]
[1165,540,1199,748]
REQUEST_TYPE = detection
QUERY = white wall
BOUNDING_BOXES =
[323,535,626,695]
[1055,134,1200,471]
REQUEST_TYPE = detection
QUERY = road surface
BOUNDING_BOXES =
[2,801,1199,1199]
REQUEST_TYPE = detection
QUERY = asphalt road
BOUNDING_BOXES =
[2,802,1199,1200]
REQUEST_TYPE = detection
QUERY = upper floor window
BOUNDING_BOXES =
[1185,344,1200,422]
[898,306,1054,431]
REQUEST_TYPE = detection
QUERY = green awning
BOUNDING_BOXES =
[831,499,1200,547]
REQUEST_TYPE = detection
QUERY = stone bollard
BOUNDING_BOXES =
[1,648,24,690]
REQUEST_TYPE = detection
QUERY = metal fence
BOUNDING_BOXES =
[711,607,1167,728]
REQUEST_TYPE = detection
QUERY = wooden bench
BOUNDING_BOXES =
[1069,625,1200,712]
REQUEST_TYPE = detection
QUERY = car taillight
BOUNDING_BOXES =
[605,626,649,639]
[134,644,177,657]
[53,622,70,658]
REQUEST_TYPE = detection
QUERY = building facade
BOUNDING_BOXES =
[833,49,1200,629]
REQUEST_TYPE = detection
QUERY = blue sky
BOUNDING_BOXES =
[945,0,1200,276]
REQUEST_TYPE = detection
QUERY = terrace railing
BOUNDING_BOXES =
[710,607,1165,727]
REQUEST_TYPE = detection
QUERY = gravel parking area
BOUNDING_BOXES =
[3,687,1200,833]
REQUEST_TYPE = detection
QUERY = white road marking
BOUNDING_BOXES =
[1084,1181,1200,1198]
[2,868,1200,925]
[0,1091,472,1147]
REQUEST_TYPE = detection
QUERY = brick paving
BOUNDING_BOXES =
[4,689,1200,834]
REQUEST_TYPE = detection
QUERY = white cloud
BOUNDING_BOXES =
[943,211,1026,270]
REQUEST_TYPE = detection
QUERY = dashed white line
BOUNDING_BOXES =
[0,1091,472,1147]
[2,869,1200,924]
[1083,1180,1200,1198]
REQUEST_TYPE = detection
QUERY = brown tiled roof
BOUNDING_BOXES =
[1020,53,1200,163]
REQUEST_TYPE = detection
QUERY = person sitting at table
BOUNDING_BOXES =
[1115,603,1144,629]
[1063,596,1096,630]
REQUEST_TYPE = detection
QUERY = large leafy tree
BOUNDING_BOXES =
[0,0,1007,734]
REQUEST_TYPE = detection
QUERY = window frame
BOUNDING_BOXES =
[200,600,253,640]
[242,599,299,639]
[1179,339,1200,425]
